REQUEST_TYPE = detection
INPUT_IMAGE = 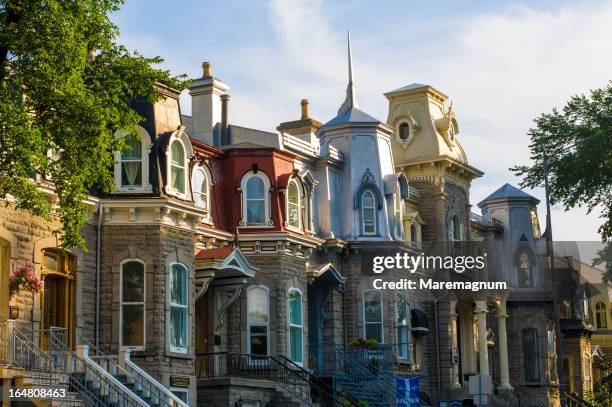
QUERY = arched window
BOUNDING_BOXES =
[121,138,142,188]
[287,180,301,229]
[362,191,376,235]
[240,171,272,227]
[121,260,145,349]
[394,183,403,238]
[595,302,608,329]
[169,263,188,353]
[399,122,410,140]
[247,286,270,356]
[410,224,418,243]
[396,292,410,360]
[113,127,152,193]
[451,215,462,241]
[192,166,211,213]
[363,289,383,343]
[522,327,540,382]
[170,141,186,195]
[288,289,303,364]
[517,251,532,288]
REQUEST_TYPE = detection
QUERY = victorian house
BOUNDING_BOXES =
[0,37,601,407]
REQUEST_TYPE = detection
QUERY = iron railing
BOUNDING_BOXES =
[492,380,548,407]
[80,336,188,407]
[197,352,357,406]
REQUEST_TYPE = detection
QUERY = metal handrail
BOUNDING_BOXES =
[80,336,187,407]
[46,328,148,406]
[275,354,357,406]
[492,379,548,407]
[197,352,357,406]
[565,392,594,407]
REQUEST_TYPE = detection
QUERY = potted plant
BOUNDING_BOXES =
[10,265,44,298]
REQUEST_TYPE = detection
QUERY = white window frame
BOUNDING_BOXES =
[395,292,411,361]
[287,288,304,365]
[113,127,152,193]
[239,171,272,228]
[286,179,302,230]
[164,129,193,200]
[361,190,377,236]
[247,285,270,356]
[191,165,212,220]
[394,183,403,239]
[169,262,189,354]
[363,289,384,343]
[120,259,146,351]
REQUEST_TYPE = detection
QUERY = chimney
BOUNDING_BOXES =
[301,99,309,120]
[220,94,230,145]
[188,60,229,145]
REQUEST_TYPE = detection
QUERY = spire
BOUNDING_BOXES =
[338,31,357,115]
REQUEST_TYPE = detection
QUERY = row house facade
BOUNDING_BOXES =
[0,43,601,407]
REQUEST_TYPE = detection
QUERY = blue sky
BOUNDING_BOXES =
[112,0,612,245]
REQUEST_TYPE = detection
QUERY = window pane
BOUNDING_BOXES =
[43,251,57,271]
[364,291,382,322]
[248,288,269,323]
[522,328,540,381]
[171,265,187,306]
[453,216,461,240]
[396,297,408,325]
[247,177,265,199]
[290,326,303,363]
[171,167,185,193]
[122,304,144,347]
[363,192,374,208]
[410,225,418,242]
[289,291,302,325]
[399,123,410,140]
[365,324,382,342]
[122,262,144,302]
[249,326,268,356]
[121,138,142,160]
[170,306,187,350]
[171,141,184,166]
[398,326,409,358]
[247,201,265,225]
[121,162,142,187]
[172,391,188,403]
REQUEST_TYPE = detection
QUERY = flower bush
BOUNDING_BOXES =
[10,265,44,297]
[348,338,379,349]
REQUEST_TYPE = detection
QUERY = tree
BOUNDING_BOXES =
[511,82,612,281]
[0,0,187,248]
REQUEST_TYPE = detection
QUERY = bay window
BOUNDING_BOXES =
[170,263,188,353]
[363,289,383,342]
[247,286,269,355]
[288,289,303,364]
[121,260,145,349]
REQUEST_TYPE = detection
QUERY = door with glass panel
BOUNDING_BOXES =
[40,249,75,350]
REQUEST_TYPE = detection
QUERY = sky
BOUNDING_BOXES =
[111,0,611,246]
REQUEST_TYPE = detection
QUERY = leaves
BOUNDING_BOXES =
[510,82,612,281]
[0,0,189,248]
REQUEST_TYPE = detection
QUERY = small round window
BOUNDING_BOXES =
[399,122,410,140]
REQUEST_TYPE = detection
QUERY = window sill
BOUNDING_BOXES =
[166,350,192,359]
[239,224,275,229]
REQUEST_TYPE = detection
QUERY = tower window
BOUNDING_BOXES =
[362,191,377,235]
[399,122,410,140]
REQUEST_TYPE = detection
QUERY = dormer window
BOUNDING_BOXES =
[362,191,377,235]
[240,171,272,227]
[518,251,532,288]
[192,165,212,215]
[113,126,152,193]
[170,141,186,194]
[164,128,193,199]
[287,179,301,229]
[121,138,142,187]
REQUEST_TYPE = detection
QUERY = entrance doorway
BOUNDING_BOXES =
[40,249,75,349]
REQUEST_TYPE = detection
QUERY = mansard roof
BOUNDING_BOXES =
[478,183,539,206]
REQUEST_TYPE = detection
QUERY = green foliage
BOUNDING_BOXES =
[510,82,612,281]
[0,0,188,249]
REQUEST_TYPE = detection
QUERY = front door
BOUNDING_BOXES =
[40,249,75,350]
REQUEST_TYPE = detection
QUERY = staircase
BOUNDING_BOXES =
[0,321,187,407]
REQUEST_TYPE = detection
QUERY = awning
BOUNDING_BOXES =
[307,263,345,292]
[194,247,257,300]
[411,308,429,335]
